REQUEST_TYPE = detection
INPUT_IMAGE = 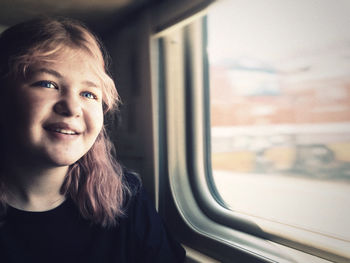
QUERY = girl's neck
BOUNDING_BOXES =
[4,165,68,212]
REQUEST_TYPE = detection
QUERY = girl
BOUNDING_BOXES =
[0,17,185,263]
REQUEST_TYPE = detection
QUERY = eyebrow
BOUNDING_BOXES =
[38,68,100,89]
[39,68,62,79]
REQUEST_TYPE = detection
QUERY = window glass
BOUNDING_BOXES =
[208,0,350,250]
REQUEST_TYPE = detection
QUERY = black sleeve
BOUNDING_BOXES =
[124,175,186,263]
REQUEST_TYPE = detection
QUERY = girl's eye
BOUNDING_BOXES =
[33,80,58,89]
[81,91,97,100]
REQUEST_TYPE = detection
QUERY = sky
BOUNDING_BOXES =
[207,0,350,74]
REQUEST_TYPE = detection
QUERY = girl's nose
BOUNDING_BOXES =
[53,94,82,117]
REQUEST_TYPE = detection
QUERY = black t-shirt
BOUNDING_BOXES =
[0,174,185,263]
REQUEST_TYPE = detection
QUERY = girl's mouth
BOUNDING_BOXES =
[44,122,81,136]
[50,128,77,135]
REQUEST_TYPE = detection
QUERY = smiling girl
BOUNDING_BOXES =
[0,17,185,263]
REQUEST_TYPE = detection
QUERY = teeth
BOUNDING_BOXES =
[54,128,77,135]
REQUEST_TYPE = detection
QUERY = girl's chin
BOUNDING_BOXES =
[30,153,84,169]
[47,156,83,167]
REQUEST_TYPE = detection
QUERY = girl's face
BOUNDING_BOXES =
[9,48,104,168]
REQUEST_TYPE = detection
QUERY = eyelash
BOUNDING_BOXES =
[33,80,58,89]
[81,91,98,100]
[32,80,98,100]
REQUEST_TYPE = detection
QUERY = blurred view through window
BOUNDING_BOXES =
[208,0,350,253]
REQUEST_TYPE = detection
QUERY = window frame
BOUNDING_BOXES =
[150,5,348,263]
[151,14,291,263]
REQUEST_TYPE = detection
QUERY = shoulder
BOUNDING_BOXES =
[120,170,186,262]
[121,169,145,212]
[122,169,142,208]
[123,170,142,195]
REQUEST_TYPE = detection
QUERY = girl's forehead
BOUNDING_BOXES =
[31,48,104,79]
[30,44,100,64]
[48,47,99,65]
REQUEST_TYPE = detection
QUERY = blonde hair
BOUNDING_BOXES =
[0,17,129,227]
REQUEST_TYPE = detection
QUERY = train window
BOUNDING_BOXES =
[207,0,350,261]
[151,0,349,262]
